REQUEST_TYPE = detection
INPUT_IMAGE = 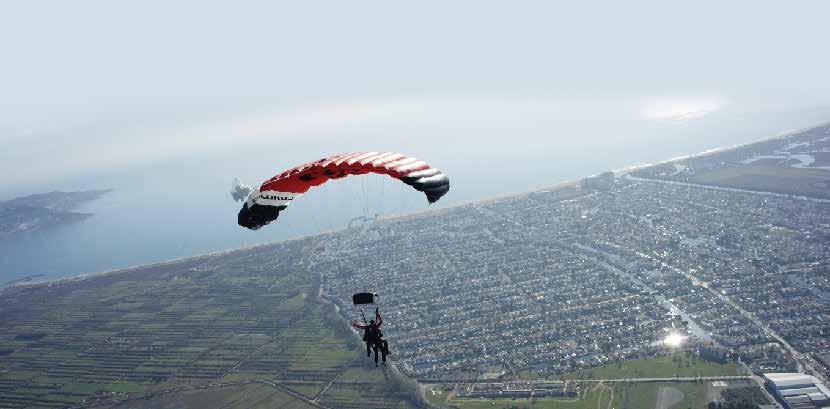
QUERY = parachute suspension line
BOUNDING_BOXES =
[281,211,297,239]
[377,172,386,218]
[361,176,369,219]
[352,175,366,227]
[399,180,408,216]
[308,200,323,235]
[358,176,363,219]
[347,173,359,223]
[277,195,299,238]
[344,173,355,227]
[288,214,302,240]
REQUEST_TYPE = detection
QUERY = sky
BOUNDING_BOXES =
[2,0,830,195]
[3,1,830,279]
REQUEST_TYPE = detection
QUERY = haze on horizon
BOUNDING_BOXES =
[3,1,830,279]
[4,1,830,189]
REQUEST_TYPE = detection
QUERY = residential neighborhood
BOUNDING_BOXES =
[317,172,830,386]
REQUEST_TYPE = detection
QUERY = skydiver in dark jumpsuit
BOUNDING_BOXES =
[352,308,389,366]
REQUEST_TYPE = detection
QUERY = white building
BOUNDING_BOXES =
[764,372,830,409]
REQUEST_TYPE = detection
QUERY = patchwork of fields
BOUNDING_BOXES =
[0,240,417,409]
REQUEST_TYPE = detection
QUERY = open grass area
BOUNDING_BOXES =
[615,382,708,409]
[427,383,611,409]
[689,165,830,199]
[561,351,745,380]
[429,381,714,409]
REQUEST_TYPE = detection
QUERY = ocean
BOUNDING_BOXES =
[3,105,829,283]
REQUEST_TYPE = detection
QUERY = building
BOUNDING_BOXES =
[456,381,575,399]
[764,372,830,409]
[817,354,830,372]
[581,171,615,191]
[699,342,729,363]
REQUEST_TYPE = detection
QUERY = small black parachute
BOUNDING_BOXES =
[352,292,378,305]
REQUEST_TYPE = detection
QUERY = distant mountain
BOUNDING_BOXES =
[0,189,112,237]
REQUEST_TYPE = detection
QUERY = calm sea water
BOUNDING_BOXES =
[3,107,829,283]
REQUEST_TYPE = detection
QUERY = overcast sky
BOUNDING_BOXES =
[2,1,830,194]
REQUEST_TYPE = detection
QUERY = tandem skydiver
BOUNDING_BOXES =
[352,308,390,367]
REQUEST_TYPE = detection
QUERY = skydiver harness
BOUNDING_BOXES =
[358,309,384,345]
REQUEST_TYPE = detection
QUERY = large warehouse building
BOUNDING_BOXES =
[764,373,830,409]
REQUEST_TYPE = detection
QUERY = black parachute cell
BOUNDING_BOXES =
[238,202,284,230]
[352,292,377,305]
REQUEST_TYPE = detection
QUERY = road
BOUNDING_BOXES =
[575,376,753,383]
[623,174,830,204]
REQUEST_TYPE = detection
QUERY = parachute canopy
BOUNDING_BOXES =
[238,152,450,230]
[352,292,378,305]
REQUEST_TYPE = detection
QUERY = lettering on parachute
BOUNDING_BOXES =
[260,194,293,201]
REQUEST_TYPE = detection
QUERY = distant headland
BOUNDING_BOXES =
[0,189,112,238]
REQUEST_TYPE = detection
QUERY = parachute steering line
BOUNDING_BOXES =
[353,293,378,328]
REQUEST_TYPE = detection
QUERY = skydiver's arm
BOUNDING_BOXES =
[352,322,368,329]
[375,311,383,328]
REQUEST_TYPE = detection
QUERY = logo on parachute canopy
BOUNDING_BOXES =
[253,190,299,207]
[260,194,294,201]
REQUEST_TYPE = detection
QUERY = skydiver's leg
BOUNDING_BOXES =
[380,340,388,364]
[372,343,379,366]
[366,341,371,357]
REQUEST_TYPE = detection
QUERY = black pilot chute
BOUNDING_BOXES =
[352,292,378,305]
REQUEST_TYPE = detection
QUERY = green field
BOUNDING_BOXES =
[561,351,746,380]
[690,165,830,199]
[427,383,608,409]
[429,381,717,409]
[615,382,708,409]
[102,383,317,409]
[514,351,745,381]
[0,241,418,409]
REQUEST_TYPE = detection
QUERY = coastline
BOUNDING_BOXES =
[6,120,829,292]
